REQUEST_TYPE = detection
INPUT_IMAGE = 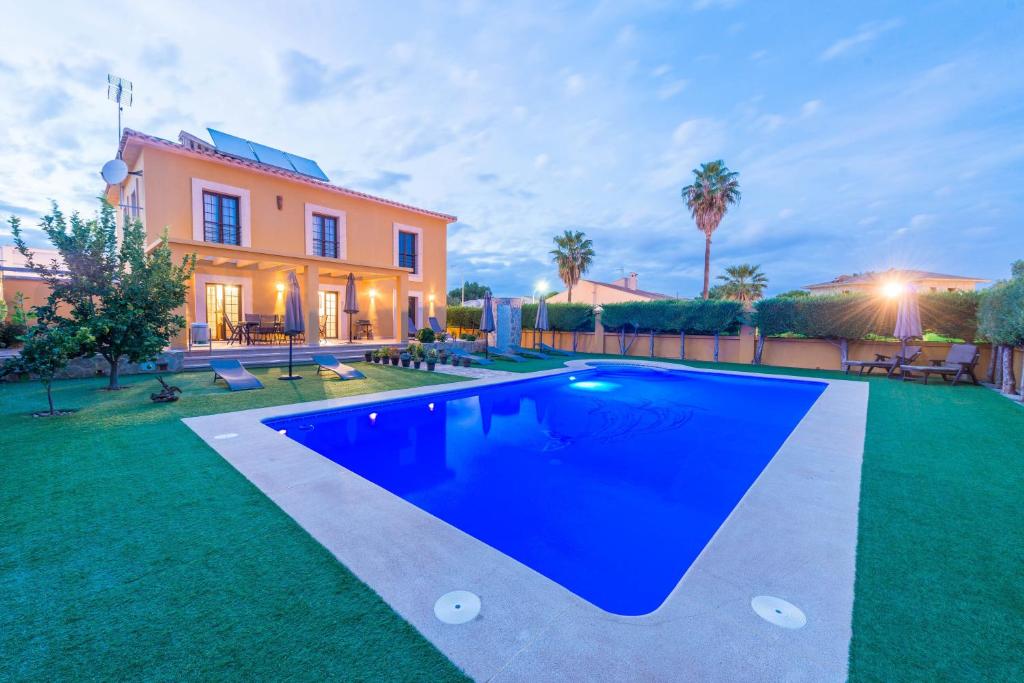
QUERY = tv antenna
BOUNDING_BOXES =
[107,74,133,155]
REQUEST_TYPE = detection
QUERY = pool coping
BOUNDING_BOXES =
[183,360,868,682]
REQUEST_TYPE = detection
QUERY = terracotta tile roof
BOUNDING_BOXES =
[117,129,457,223]
[582,279,674,300]
[804,269,988,289]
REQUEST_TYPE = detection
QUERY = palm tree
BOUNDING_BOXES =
[717,264,768,304]
[681,160,741,299]
[550,230,595,303]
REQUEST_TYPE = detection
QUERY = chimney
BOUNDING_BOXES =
[627,272,638,290]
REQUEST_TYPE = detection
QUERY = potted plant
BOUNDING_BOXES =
[364,350,373,362]
[438,348,449,366]
[461,356,471,368]
[410,343,424,369]
[426,348,438,371]
[371,349,381,363]
[400,350,411,368]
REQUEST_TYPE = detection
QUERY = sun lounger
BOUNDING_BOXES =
[449,347,494,365]
[313,355,365,381]
[488,346,528,362]
[428,316,445,334]
[901,344,980,385]
[509,344,547,359]
[210,359,264,391]
[843,346,921,377]
[537,342,574,356]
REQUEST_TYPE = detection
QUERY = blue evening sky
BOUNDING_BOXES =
[1,1,1022,296]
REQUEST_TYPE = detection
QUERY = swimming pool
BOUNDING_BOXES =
[265,365,826,616]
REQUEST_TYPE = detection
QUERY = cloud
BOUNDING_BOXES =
[800,99,823,117]
[533,153,550,169]
[690,0,739,9]
[749,50,768,62]
[27,87,70,122]
[820,19,902,61]
[140,42,181,70]
[352,170,412,191]
[0,200,41,218]
[278,49,362,102]
[657,79,688,100]
[564,73,585,96]
[615,25,637,47]
[476,173,499,183]
[651,64,672,77]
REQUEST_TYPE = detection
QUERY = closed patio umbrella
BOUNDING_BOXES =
[535,297,550,349]
[344,272,359,343]
[893,284,923,359]
[479,293,495,359]
[280,270,304,381]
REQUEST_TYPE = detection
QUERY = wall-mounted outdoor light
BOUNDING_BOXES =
[276,195,284,210]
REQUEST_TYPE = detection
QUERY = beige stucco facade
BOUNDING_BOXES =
[547,274,672,305]
[107,130,455,348]
[805,270,988,296]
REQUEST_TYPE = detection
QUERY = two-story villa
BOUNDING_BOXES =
[106,128,455,349]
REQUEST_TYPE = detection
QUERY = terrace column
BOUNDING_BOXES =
[395,274,409,340]
[305,265,320,346]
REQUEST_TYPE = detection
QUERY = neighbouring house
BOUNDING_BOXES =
[547,272,673,305]
[104,128,456,348]
[0,244,59,316]
[804,269,989,296]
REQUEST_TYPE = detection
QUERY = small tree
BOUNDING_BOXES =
[550,230,595,302]
[2,321,93,416]
[11,200,196,390]
[447,281,491,306]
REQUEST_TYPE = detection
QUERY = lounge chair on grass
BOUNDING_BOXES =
[488,346,528,362]
[449,347,494,365]
[843,346,921,377]
[537,342,574,356]
[313,354,365,381]
[210,359,264,391]
[509,344,547,359]
[900,344,980,385]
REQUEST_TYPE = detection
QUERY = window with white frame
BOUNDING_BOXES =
[312,214,339,258]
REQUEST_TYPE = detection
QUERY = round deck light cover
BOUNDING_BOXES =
[434,590,481,624]
[751,595,806,629]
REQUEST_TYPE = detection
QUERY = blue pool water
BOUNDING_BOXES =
[265,365,826,615]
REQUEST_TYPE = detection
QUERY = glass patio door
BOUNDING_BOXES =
[205,283,241,340]
[319,290,339,339]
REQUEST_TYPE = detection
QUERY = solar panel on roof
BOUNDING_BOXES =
[206,129,329,181]
[207,129,257,161]
[285,152,329,181]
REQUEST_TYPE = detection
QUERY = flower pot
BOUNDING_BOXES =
[390,357,399,366]
[401,359,411,368]
[413,360,422,369]
[426,362,436,371]
[364,351,373,362]
[372,356,380,364]
[461,357,471,368]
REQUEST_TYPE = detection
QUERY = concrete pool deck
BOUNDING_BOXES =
[183,360,868,681]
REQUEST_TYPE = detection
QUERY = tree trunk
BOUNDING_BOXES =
[839,338,849,365]
[993,345,1004,388]
[649,331,655,357]
[702,234,711,300]
[107,357,121,390]
[567,286,573,303]
[754,334,766,365]
[986,344,997,383]
[572,330,579,353]
[45,379,54,416]
[713,332,720,362]
[679,331,686,360]
[1001,345,1016,395]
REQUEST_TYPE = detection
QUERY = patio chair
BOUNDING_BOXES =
[408,316,417,338]
[222,314,246,346]
[487,346,528,362]
[313,354,365,381]
[428,316,445,334]
[449,347,495,365]
[900,344,980,385]
[538,342,574,357]
[210,359,264,391]
[509,344,547,359]
[843,346,922,377]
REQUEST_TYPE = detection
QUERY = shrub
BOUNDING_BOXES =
[459,333,477,341]
[446,306,482,331]
[521,302,595,332]
[0,321,27,348]
[415,327,436,343]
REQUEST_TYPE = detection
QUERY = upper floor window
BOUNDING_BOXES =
[312,214,339,258]
[203,191,240,245]
[398,230,418,274]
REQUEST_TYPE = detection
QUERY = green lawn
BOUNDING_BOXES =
[2,358,1023,680]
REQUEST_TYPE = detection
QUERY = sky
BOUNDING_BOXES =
[1,0,1022,298]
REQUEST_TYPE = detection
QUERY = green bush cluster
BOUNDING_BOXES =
[521,302,595,332]
[978,263,1024,347]
[597,299,743,335]
[446,305,482,330]
[753,291,981,341]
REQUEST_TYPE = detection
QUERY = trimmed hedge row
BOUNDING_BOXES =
[754,291,980,341]
[446,305,481,331]
[521,302,595,332]
[598,300,743,334]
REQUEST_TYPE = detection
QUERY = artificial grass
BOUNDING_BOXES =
[0,363,469,681]
[3,358,1023,680]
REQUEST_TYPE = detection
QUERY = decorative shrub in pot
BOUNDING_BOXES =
[426,349,438,371]
[364,350,373,362]
[400,351,411,368]
[461,357,471,368]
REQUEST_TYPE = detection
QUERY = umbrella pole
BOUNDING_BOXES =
[279,335,302,380]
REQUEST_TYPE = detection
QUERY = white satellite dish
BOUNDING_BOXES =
[101,158,129,185]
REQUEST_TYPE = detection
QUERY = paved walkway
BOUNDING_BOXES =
[420,363,512,380]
